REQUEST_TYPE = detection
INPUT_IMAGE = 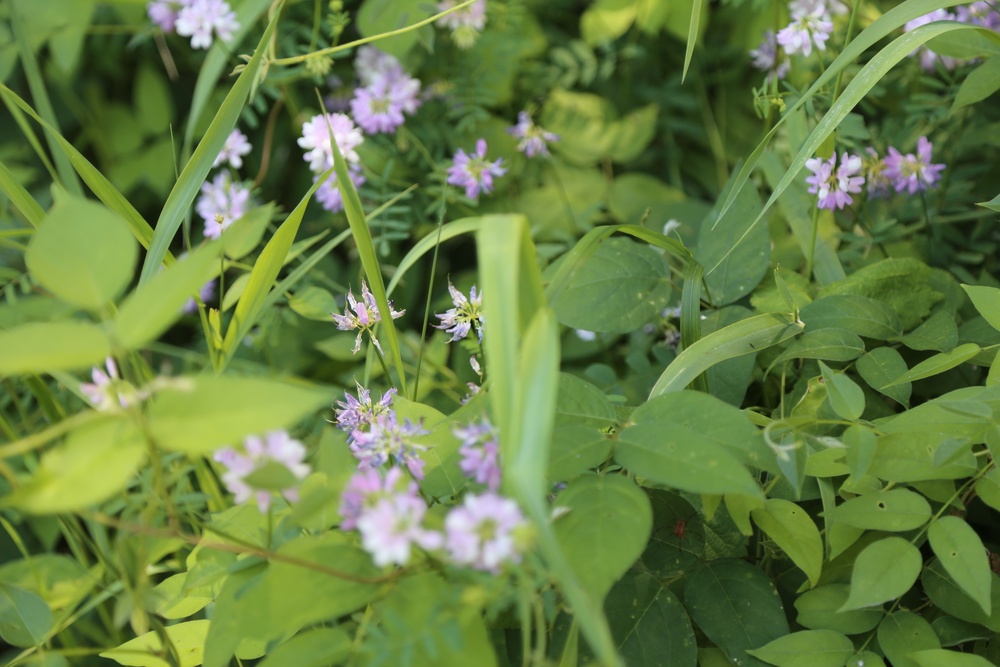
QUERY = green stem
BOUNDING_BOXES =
[414,193,448,398]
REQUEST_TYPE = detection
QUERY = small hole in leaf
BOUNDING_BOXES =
[877,502,886,509]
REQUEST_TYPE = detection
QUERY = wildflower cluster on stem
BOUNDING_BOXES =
[435,282,485,343]
[334,384,426,478]
[349,47,422,135]
[751,0,846,80]
[81,357,144,411]
[331,279,405,355]
[147,0,239,49]
[454,418,501,491]
[805,137,945,210]
[447,139,507,200]
[194,128,254,240]
[213,431,311,513]
[298,112,365,213]
[436,0,488,49]
[507,111,559,158]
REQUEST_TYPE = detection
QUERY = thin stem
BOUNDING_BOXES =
[806,202,820,279]
[831,0,862,102]
[414,193,448,399]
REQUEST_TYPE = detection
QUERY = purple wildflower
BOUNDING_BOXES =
[437,0,487,49]
[957,2,1000,30]
[750,30,791,81]
[447,139,506,199]
[805,152,864,210]
[776,9,834,58]
[331,279,405,354]
[182,279,216,314]
[435,281,484,343]
[454,418,501,491]
[148,0,185,32]
[298,113,364,173]
[884,136,945,194]
[213,431,311,513]
[788,0,848,16]
[175,0,239,49]
[81,357,140,411]
[507,111,559,158]
[354,46,405,87]
[213,129,252,170]
[314,167,366,214]
[349,412,429,478]
[335,384,397,434]
[357,493,443,567]
[339,466,413,530]
[196,173,251,238]
[861,148,891,197]
[445,492,528,572]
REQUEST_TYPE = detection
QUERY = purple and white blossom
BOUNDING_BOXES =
[196,173,251,238]
[805,151,864,210]
[507,111,559,158]
[445,492,528,572]
[349,412,429,479]
[354,46,405,87]
[81,357,140,411]
[884,136,945,194]
[435,282,484,343]
[339,466,413,530]
[861,148,891,197]
[331,279,405,355]
[148,0,185,32]
[904,10,961,71]
[335,384,397,434]
[357,493,443,567]
[314,167,366,214]
[213,431,311,513]
[446,139,506,200]
[213,129,252,170]
[957,2,1000,31]
[298,113,364,173]
[174,0,239,49]
[351,76,421,135]
[750,30,791,81]
[776,8,834,58]
[454,418,501,491]
[437,0,487,49]
[788,0,848,16]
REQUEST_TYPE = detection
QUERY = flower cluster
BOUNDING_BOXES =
[331,279,405,354]
[334,385,426,478]
[447,139,507,199]
[751,0,845,80]
[905,6,1000,72]
[805,137,945,210]
[349,46,422,135]
[196,172,251,239]
[213,431,311,513]
[454,418,501,491]
[435,282,485,343]
[298,112,365,213]
[507,111,559,158]
[81,357,144,411]
[436,0,488,49]
[147,0,239,49]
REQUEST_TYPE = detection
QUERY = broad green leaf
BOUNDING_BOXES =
[555,373,617,429]
[856,347,911,407]
[607,173,685,227]
[648,312,803,397]
[818,258,943,331]
[894,310,959,352]
[684,559,789,667]
[975,467,1000,512]
[794,584,882,635]
[750,499,823,587]
[548,424,613,484]
[910,650,995,667]
[0,555,91,611]
[841,537,922,611]
[770,329,865,367]
[844,424,878,482]
[980,193,1000,213]
[869,431,978,482]
[640,490,704,578]
[884,343,980,387]
[930,615,992,646]
[962,284,1000,332]
[114,241,223,349]
[222,204,274,260]
[877,612,940,667]
[288,286,338,321]
[581,0,637,45]
[146,376,331,453]
[746,629,853,667]
[102,619,209,667]
[553,475,652,601]
[695,166,769,306]
[257,628,351,667]
[0,584,52,648]
[616,421,763,498]
[4,416,145,514]
[928,516,991,615]
[922,560,1000,632]
[818,361,865,421]
[954,56,1000,111]
[702,305,758,406]
[0,321,111,374]
[799,295,902,340]
[25,194,136,310]
[825,489,930,532]
[550,236,671,333]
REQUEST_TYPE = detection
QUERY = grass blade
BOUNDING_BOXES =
[139,6,282,285]
[681,0,704,83]
[385,217,483,296]
[0,160,44,228]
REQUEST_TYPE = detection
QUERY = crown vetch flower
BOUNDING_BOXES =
[436,282,484,343]
[861,148,891,197]
[447,139,506,200]
[507,111,559,158]
[750,30,791,81]
[314,167,366,214]
[214,129,252,169]
[148,0,187,32]
[776,9,834,58]
[175,0,239,49]
[81,357,143,411]
[805,151,864,210]
[445,492,528,572]
[196,173,251,238]
[357,493,443,567]
[349,412,429,479]
[437,0,487,49]
[331,279,405,354]
[884,136,945,194]
[454,418,501,491]
[339,466,413,530]
[213,431,311,513]
[298,113,364,173]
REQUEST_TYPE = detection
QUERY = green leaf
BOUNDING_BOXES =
[549,377,615,482]
[4,416,145,514]
[794,584,882,635]
[750,498,823,587]
[555,373,617,429]
[818,361,865,421]
[581,0,637,45]
[770,329,865,367]
[681,0,704,83]
[894,310,959,352]
[102,619,209,667]
[114,241,223,349]
[856,347,911,407]
[0,555,91,611]
[746,629,853,667]
[799,295,903,340]
[0,584,52,648]
[550,236,671,333]
[955,56,1000,111]
[695,165,769,306]
[648,312,803,397]
[975,467,1000,512]
[844,424,878,482]
[288,286,338,321]
[877,612,941,667]
[357,0,433,59]
[841,537,922,611]
[553,475,652,601]
[927,516,991,616]
[979,193,1000,213]
[25,194,137,310]
[884,343,980,386]
[684,559,789,667]
[825,489,931,532]
[962,284,1000,332]
[0,321,111,374]
[922,560,1000,632]
[870,431,978,483]
[222,204,275,260]
[146,376,332,453]
[909,650,996,667]
[818,258,943,331]
[257,628,351,667]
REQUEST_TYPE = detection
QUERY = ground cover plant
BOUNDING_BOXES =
[3,0,1000,665]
